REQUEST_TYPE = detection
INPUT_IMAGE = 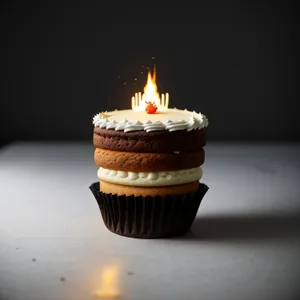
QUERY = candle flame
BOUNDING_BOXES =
[131,65,169,111]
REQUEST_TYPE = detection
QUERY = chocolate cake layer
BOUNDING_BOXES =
[93,128,206,153]
[94,148,205,172]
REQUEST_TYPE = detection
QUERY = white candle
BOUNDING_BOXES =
[165,93,169,110]
[135,93,138,108]
[138,92,141,107]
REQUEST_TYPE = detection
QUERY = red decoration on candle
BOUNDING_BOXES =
[145,101,158,114]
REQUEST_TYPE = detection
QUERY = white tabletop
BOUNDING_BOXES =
[1,142,300,300]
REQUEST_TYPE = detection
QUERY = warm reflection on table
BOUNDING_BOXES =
[93,265,120,299]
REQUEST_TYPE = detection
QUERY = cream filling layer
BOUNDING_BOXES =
[97,167,202,187]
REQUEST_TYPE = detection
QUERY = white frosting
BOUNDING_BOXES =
[93,108,208,132]
[97,166,202,186]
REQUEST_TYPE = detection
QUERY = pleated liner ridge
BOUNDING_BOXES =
[89,182,209,239]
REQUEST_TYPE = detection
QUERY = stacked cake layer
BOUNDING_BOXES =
[93,109,208,197]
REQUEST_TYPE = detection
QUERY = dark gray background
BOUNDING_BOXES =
[1,1,298,145]
[1,3,300,300]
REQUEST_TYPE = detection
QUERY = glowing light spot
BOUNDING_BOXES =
[93,266,120,299]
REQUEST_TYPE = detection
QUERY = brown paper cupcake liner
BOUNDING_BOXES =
[89,182,209,239]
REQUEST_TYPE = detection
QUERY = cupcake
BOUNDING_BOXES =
[90,68,209,238]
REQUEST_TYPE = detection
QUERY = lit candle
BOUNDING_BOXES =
[131,66,169,112]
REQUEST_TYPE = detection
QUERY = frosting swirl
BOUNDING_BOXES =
[93,109,208,132]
